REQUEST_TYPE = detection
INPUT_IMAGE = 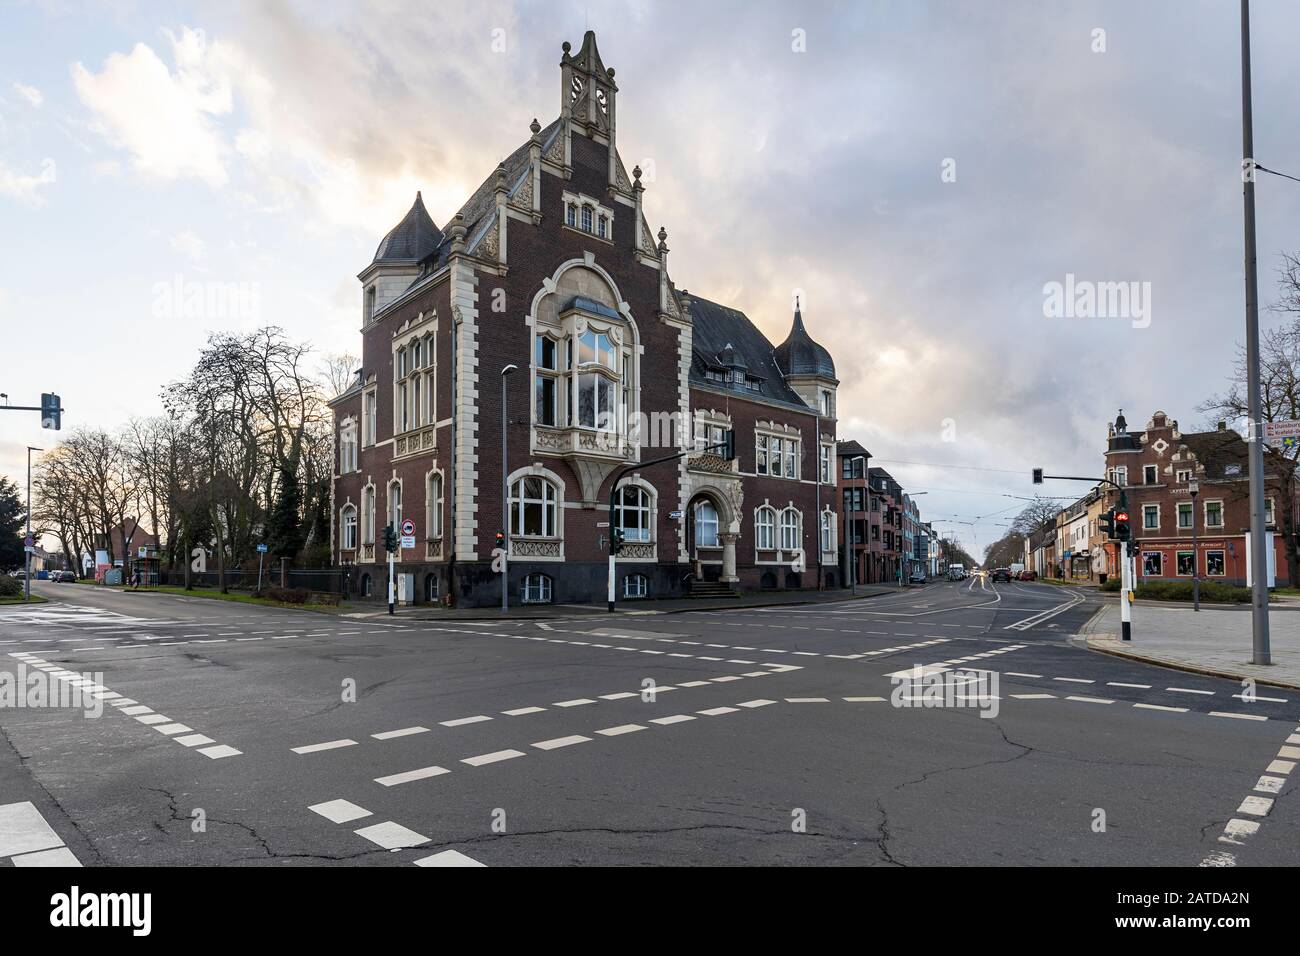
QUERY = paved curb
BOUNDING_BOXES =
[1083,634,1300,691]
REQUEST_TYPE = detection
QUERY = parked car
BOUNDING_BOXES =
[57,570,76,582]
[1018,569,1037,581]
[991,568,1012,583]
[909,570,927,584]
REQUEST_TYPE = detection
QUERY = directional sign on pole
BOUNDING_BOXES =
[256,543,269,553]
[1264,420,1300,442]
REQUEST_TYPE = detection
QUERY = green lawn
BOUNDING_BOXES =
[105,584,346,613]
[0,594,48,605]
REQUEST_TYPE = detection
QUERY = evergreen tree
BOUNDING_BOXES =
[264,462,304,559]
[0,477,25,571]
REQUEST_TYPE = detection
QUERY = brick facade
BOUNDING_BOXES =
[329,32,841,606]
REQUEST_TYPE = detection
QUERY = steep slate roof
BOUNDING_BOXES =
[373,192,442,263]
[1178,428,1251,481]
[684,293,810,411]
[837,439,870,458]
[774,304,836,380]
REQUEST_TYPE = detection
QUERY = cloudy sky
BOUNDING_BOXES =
[2,0,1299,555]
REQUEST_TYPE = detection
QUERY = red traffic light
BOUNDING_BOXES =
[1115,511,1129,522]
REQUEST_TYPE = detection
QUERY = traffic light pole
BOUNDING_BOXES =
[606,436,733,612]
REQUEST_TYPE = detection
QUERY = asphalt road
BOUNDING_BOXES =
[1,577,1295,867]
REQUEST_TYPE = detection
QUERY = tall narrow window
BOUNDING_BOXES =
[535,335,558,426]
[780,509,800,551]
[615,485,652,542]
[388,482,402,530]
[820,512,833,553]
[510,476,558,537]
[341,506,357,550]
[362,486,375,543]
[581,205,593,233]
[427,473,443,539]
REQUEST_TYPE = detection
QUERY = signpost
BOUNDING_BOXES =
[256,542,268,593]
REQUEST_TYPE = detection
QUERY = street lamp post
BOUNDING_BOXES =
[500,364,517,613]
[1241,0,1270,663]
[24,446,41,602]
[1189,477,1200,612]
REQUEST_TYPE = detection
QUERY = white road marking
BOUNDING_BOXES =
[1066,696,1114,705]
[1010,693,1056,700]
[843,696,887,702]
[0,801,66,858]
[1238,795,1274,817]
[532,735,592,750]
[461,749,526,766]
[354,821,429,850]
[595,724,646,736]
[440,715,491,727]
[174,734,214,747]
[553,698,596,707]
[1107,682,1152,689]
[1133,703,1188,713]
[697,706,739,716]
[1052,677,1094,684]
[1219,819,1261,845]
[375,766,451,787]
[309,799,372,824]
[372,726,429,740]
[292,739,358,755]
[414,849,486,867]
[1210,712,1268,721]
[1168,687,1215,696]
[198,744,242,759]
[650,715,696,725]
[502,706,546,715]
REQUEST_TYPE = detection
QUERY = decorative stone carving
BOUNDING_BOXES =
[477,214,500,260]
[688,453,733,475]
[511,538,562,558]
[621,542,655,560]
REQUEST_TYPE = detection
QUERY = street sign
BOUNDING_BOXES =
[24,535,33,548]
[401,519,415,537]
[256,543,269,553]
[400,535,416,550]
[1264,420,1300,441]
[668,510,684,519]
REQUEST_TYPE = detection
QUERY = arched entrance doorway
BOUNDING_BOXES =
[687,490,738,584]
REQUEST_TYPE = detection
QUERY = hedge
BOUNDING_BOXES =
[1098,577,1250,602]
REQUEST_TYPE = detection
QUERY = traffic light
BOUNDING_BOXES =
[495,530,505,550]
[1098,509,1116,539]
[1114,509,1131,542]
[1032,468,1043,484]
[40,392,61,430]
[611,527,625,555]
[382,524,397,553]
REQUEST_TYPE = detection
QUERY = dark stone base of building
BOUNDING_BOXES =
[343,560,840,608]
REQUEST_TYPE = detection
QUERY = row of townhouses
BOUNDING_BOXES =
[1025,410,1299,587]
[327,32,940,608]
[836,441,937,585]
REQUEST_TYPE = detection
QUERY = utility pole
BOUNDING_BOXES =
[1241,0,1271,664]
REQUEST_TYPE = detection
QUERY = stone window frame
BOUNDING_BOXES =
[1203,498,1224,528]
[613,476,657,553]
[506,464,566,560]
[1142,503,1160,531]
[521,572,554,604]
[755,421,802,480]
[1176,500,1194,530]
[339,501,357,551]
[426,467,445,541]
[392,321,437,436]
[561,189,615,243]
[338,416,359,474]
[361,483,376,545]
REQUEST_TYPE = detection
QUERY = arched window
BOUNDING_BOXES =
[755,506,776,550]
[581,205,593,233]
[362,486,375,543]
[427,473,443,539]
[510,476,558,537]
[820,511,834,553]
[780,508,801,551]
[623,573,648,598]
[521,573,553,604]
[388,481,402,529]
[360,573,372,597]
[615,485,651,542]
[694,500,720,548]
[340,505,357,550]
[424,574,439,602]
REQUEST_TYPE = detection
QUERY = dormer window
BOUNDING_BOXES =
[561,190,614,241]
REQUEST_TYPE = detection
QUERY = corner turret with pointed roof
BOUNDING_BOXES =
[357,192,443,325]
[774,297,838,417]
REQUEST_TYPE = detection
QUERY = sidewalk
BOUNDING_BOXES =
[1081,602,1300,689]
[340,583,903,621]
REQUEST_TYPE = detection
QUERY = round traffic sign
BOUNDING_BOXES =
[401,519,415,536]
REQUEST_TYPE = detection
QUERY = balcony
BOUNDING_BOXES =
[533,425,631,460]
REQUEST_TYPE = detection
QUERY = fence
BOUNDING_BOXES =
[155,567,353,596]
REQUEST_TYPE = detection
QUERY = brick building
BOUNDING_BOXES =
[1102,410,1298,586]
[329,32,841,606]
